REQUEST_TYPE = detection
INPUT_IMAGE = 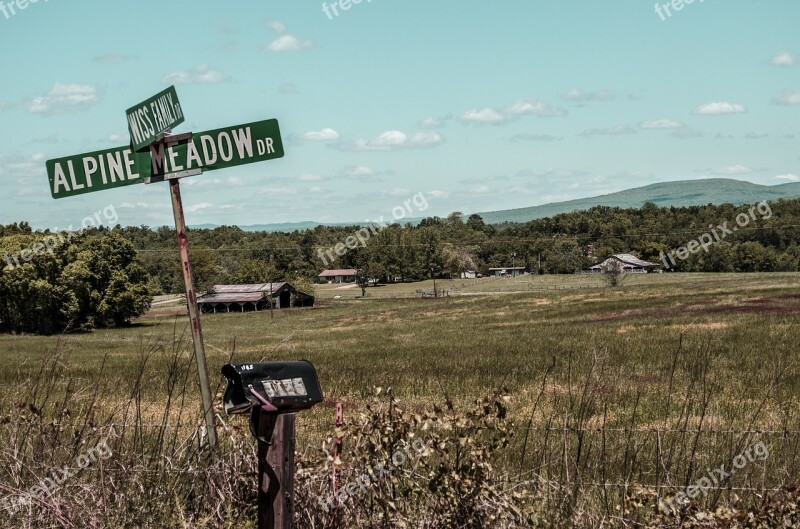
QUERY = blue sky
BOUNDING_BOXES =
[1,0,799,229]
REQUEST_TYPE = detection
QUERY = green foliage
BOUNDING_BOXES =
[0,231,152,334]
[296,388,542,528]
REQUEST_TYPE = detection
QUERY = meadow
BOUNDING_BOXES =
[2,272,800,527]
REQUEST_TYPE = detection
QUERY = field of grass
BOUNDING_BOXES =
[2,272,800,527]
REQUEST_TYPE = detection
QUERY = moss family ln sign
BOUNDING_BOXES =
[126,85,185,152]
[46,118,284,199]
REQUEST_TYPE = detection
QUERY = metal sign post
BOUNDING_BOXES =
[166,169,218,454]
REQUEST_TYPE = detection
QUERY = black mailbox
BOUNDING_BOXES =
[222,361,323,416]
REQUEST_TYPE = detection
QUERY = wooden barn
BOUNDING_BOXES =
[582,254,660,274]
[197,283,315,314]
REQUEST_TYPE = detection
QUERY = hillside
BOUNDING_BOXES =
[477,179,800,225]
[188,179,800,231]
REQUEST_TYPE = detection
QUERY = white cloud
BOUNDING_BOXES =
[28,83,100,114]
[265,20,286,34]
[342,166,375,177]
[458,98,565,125]
[162,64,228,85]
[427,190,450,199]
[418,116,446,129]
[227,176,244,185]
[775,174,800,182]
[384,187,410,197]
[259,186,298,195]
[334,131,444,151]
[474,185,491,194]
[300,128,340,141]
[772,92,800,106]
[107,133,126,143]
[640,119,681,129]
[279,82,299,94]
[459,108,506,124]
[693,102,747,115]
[338,165,390,182]
[771,51,796,67]
[0,153,47,177]
[185,203,213,213]
[719,165,752,175]
[308,186,324,194]
[565,89,615,102]
[263,35,314,52]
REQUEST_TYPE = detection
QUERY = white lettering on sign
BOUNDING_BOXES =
[128,91,182,148]
[147,127,276,176]
[262,378,308,398]
[51,149,141,195]
[128,107,156,147]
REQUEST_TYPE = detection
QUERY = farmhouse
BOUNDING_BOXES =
[582,254,660,274]
[318,269,358,283]
[488,266,527,278]
[197,283,314,313]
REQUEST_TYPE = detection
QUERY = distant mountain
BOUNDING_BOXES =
[476,179,800,225]
[187,179,800,232]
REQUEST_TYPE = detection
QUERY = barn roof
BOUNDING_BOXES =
[319,269,358,277]
[197,283,289,304]
[612,254,659,267]
[585,254,659,270]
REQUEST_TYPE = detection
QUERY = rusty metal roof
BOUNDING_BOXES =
[198,283,288,304]
[319,269,357,277]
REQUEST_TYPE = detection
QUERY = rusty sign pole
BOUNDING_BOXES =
[168,173,219,454]
[258,412,296,528]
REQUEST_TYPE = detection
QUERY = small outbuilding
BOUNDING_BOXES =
[197,283,315,314]
[582,254,660,274]
[488,267,527,278]
[318,269,358,283]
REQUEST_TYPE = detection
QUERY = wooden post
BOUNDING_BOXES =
[332,402,344,528]
[258,413,296,529]
[169,179,219,454]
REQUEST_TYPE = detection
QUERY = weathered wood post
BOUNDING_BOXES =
[222,362,321,529]
[258,413,296,529]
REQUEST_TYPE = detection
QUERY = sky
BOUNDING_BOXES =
[0,0,799,229]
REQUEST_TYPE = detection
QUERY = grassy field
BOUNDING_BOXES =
[2,272,800,526]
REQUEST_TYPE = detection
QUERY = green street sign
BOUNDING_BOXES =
[126,85,185,151]
[47,118,284,199]
[47,146,150,199]
[148,118,284,178]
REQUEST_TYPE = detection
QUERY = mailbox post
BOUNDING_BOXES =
[258,413,296,529]
[222,362,323,528]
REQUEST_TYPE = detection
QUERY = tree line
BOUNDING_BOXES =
[2,198,799,333]
[103,198,800,293]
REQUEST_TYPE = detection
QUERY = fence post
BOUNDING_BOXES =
[258,413,296,529]
[332,402,344,528]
